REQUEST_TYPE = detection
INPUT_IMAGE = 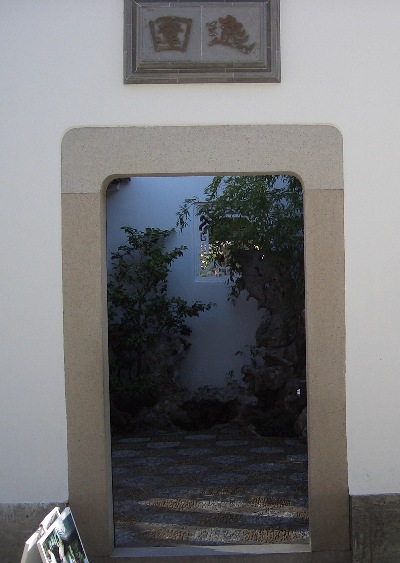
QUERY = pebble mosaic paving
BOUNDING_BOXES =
[112,427,309,547]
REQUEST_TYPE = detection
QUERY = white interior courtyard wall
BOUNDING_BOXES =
[2,0,400,503]
[106,176,263,391]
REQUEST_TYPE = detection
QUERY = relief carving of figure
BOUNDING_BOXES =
[149,16,192,52]
[207,15,255,54]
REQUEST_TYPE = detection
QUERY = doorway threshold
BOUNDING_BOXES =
[112,543,311,560]
[110,545,353,563]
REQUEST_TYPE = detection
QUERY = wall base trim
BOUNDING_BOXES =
[0,501,66,563]
[352,494,400,562]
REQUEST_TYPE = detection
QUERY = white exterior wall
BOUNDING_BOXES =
[1,0,400,502]
[106,176,263,390]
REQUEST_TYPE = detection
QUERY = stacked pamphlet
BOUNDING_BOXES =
[21,507,89,563]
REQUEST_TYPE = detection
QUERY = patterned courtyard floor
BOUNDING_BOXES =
[112,426,309,548]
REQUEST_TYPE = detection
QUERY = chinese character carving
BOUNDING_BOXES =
[207,15,255,54]
[149,16,192,52]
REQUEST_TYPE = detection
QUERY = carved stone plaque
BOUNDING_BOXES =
[124,1,280,83]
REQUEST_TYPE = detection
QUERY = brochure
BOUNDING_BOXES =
[37,507,89,563]
[20,507,60,563]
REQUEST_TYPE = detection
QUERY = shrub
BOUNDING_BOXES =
[108,227,214,416]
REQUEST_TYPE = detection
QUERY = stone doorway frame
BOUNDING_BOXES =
[61,125,349,561]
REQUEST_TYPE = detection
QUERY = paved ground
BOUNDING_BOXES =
[112,426,309,548]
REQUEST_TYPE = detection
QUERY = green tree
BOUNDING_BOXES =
[108,227,214,409]
[177,175,304,314]
[177,176,306,436]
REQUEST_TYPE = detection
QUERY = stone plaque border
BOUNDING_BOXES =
[124,0,280,83]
